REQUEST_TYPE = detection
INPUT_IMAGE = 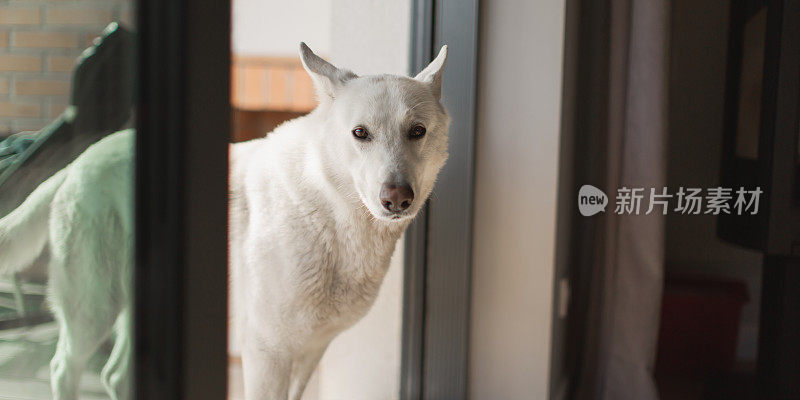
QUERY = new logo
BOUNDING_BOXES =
[578,185,608,216]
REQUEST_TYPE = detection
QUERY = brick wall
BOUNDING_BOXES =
[0,0,133,136]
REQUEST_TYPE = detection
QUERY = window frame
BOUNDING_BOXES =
[402,0,480,398]
[134,0,230,398]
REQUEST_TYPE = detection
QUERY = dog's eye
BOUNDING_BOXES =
[410,125,426,139]
[352,127,369,140]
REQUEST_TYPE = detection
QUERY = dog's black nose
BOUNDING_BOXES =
[380,183,414,212]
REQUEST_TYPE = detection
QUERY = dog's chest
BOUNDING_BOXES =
[279,208,399,328]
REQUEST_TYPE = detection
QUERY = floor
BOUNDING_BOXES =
[0,322,108,400]
[227,359,321,400]
[0,322,303,400]
[656,362,758,400]
[228,362,245,400]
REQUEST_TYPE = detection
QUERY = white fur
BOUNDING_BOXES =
[0,129,134,400]
[0,43,449,400]
[229,43,449,399]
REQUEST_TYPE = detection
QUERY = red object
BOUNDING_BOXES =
[655,274,749,376]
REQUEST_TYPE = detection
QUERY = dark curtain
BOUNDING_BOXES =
[575,0,669,398]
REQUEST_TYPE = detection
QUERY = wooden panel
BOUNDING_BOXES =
[231,55,317,112]
[267,67,289,110]
[241,65,264,109]
[231,109,306,143]
[291,68,316,111]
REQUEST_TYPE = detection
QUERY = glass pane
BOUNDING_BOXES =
[0,2,136,399]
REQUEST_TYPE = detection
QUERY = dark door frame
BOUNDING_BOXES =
[401,0,480,398]
[549,0,612,397]
[135,0,230,398]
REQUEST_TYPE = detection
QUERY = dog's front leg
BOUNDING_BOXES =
[288,346,326,400]
[241,340,292,400]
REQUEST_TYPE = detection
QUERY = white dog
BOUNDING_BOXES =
[0,42,449,400]
[0,129,134,400]
[230,43,449,399]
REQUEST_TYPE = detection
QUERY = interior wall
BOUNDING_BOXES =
[667,0,762,361]
[232,0,332,56]
[470,0,566,399]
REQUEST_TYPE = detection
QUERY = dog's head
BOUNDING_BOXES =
[300,43,450,223]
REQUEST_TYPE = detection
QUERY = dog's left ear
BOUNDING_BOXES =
[414,45,448,100]
[300,42,357,101]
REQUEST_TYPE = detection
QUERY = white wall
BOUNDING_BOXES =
[328,0,411,76]
[470,1,566,399]
[232,0,332,56]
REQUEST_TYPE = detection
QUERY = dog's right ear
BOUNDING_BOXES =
[300,42,357,101]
